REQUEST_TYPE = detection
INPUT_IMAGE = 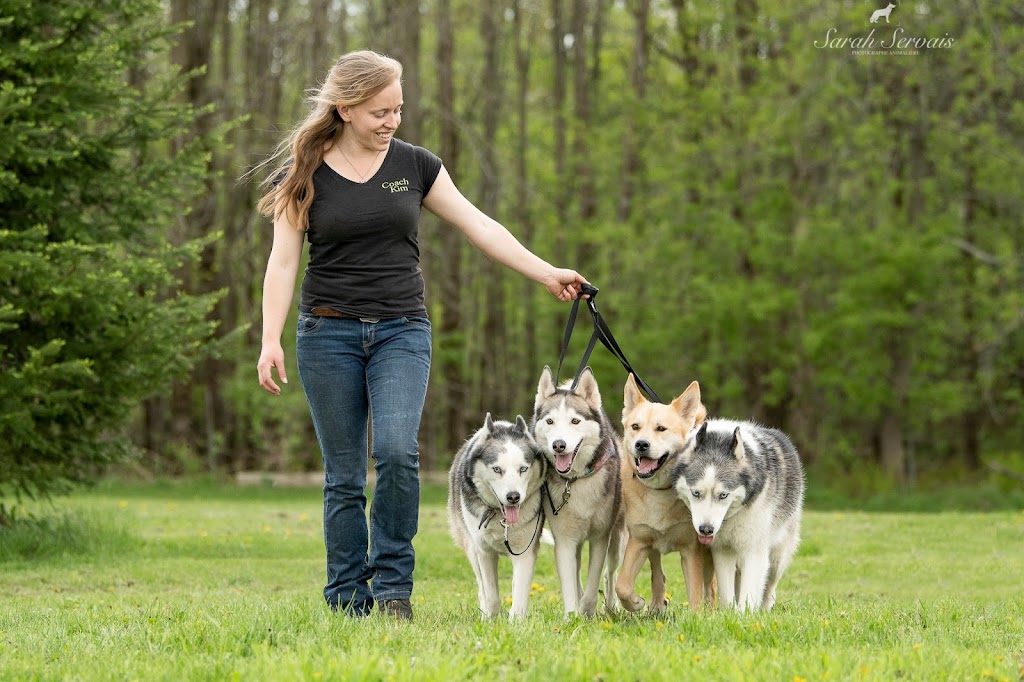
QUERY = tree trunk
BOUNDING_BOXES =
[435,0,466,456]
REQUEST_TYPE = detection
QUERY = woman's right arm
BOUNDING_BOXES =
[257,215,305,395]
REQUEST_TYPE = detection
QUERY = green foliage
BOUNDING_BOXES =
[0,0,219,501]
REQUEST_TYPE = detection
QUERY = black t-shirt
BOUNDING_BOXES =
[299,138,443,318]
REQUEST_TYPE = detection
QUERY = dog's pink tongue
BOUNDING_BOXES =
[555,453,573,472]
[503,505,520,525]
[637,457,660,475]
[698,535,714,545]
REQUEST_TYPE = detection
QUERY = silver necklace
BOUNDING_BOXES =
[339,146,382,183]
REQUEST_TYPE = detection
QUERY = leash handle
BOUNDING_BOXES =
[554,282,660,403]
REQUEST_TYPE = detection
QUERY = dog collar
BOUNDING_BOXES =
[581,436,615,478]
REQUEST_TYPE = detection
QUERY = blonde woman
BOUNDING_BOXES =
[256,50,587,620]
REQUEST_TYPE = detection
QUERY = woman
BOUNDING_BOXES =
[256,50,587,620]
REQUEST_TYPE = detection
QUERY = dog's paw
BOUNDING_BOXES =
[619,594,646,612]
[648,598,668,615]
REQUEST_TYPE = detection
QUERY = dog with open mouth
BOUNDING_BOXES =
[616,374,715,613]
[532,366,625,617]
[672,418,805,611]
[447,414,547,620]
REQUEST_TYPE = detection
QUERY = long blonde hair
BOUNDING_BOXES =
[256,51,403,230]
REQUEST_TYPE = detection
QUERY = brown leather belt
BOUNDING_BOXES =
[310,307,353,318]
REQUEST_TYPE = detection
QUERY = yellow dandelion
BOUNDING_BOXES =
[299,513,310,522]
[795,677,807,682]
[600,621,612,630]
[693,655,702,663]
[531,583,540,590]
[418,597,425,603]
[312,674,322,680]
[754,622,763,632]
[504,596,513,605]
[655,621,664,629]
[677,634,686,642]
[262,525,272,533]
[665,592,673,600]
[821,619,829,627]
[118,500,128,509]
[682,601,689,607]
[912,643,921,651]
[537,586,546,592]
[549,595,559,602]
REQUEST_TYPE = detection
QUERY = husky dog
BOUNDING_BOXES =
[532,366,624,617]
[870,2,896,23]
[448,414,547,621]
[616,375,715,614]
[672,420,805,611]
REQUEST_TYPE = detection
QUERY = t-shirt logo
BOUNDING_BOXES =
[382,178,410,193]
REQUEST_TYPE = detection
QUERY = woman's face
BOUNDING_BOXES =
[337,79,402,153]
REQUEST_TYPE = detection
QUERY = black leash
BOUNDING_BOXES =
[479,495,545,557]
[555,283,661,403]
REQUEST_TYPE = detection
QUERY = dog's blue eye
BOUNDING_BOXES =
[492,467,502,474]
[571,418,580,425]
[691,490,700,499]
[519,466,529,474]
[719,492,729,500]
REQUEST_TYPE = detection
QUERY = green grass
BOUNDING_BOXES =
[1,481,1022,681]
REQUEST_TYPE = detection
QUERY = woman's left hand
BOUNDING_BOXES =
[545,268,589,302]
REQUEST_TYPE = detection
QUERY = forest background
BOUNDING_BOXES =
[2,0,1022,502]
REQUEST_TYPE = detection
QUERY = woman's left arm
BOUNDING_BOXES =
[423,165,587,302]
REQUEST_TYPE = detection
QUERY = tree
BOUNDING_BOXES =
[0,0,218,505]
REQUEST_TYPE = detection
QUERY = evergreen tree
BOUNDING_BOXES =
[0,0,219,503]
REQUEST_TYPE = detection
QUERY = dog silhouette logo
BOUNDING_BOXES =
[870,2,896,23]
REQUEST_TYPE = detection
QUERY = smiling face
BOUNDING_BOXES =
[532,367,604,477]
[472,415,543,526]
[622,377,706,485]
[336,79,402,153]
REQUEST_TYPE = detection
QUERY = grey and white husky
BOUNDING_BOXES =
[448,414,547,621]
[672,420,805,611]
[532,366,625,617]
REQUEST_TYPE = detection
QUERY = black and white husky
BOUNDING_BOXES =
[447,414,547,620]
[672,420,805,611]
[532,366,624,617]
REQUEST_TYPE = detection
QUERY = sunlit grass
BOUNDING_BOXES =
[0,480,1022,681]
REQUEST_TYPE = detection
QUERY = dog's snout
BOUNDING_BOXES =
[634,440,650,454]
[698,524,715,536]
[552,439,566,453]
[506,491,521,505]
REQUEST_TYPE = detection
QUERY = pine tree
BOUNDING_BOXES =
[0,0,219,505]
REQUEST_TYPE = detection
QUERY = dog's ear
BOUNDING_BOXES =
[535,366,556,410]
[695,420,709,445]
[514,415,529,435]
[731,426,746,463]
[576,367,602,410]
[671,381,706,430]
[485,412,495,433]
[622,373,645,416]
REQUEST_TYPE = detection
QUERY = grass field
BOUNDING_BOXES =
[1,480,1022,681]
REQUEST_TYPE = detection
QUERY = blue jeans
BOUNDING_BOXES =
[296,313,431,614]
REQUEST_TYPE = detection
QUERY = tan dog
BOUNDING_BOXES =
[615,375,715,613]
